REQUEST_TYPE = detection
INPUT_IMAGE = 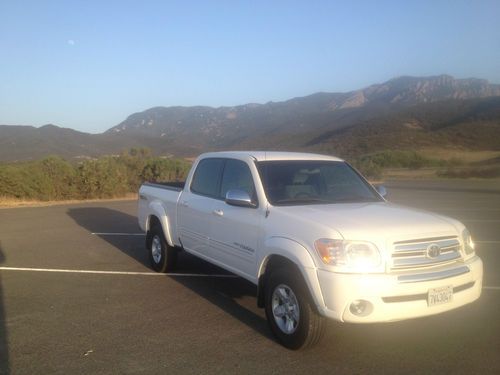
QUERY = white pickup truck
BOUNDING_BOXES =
[138,151,483,349]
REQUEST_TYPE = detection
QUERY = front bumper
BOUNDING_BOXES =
[316,255,483,323]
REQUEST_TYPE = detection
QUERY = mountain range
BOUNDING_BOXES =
[1,75,500,162]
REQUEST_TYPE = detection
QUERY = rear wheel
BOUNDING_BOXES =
[265,268,325,350]
[147,225,177,272]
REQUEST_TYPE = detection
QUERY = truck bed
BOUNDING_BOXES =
[143,181,185,191]
[138,181,186,242]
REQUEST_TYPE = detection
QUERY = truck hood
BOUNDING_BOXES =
[275,202,460,241]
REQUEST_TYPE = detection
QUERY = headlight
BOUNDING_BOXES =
[314,239,382,272]
[462,228,475,256]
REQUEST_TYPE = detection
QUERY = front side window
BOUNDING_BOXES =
[257,160,381,206]
[190,158,225,198]
[220,159,256,201]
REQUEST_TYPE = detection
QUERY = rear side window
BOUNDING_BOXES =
[190,158,225,198]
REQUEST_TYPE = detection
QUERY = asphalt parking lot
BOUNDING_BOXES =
[0,179,499,374]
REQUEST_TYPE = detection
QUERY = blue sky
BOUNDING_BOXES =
[1,0,499,133]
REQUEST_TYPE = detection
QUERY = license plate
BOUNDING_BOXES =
[428,285,453,306]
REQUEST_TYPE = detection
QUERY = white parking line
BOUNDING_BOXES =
[483,286,500,290]
[0,267,498,291]
[91,232,144,236]
[433,208,500,212]
[0,267,237,278]
[92,233,500,244]
[463,220,500,223]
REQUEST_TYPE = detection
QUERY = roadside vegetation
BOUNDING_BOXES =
[0,149,191,202]
[1,148,499,206]
[437,166,500,179]
[351,150,443,179]
[349,150,500,180]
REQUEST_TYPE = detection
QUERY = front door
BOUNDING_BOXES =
[209,159,262,281]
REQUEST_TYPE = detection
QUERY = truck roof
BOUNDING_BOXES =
[198,151,344,162]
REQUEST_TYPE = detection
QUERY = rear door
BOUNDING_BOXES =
[177,158,224,258]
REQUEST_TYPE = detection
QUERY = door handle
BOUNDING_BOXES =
[213,209,224,217]
[180,200,189,207]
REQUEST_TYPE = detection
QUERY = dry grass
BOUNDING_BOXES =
[382,168,440,180]
[418,148,500,163]
[0,193,138,209]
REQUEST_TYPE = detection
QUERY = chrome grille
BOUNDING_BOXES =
[391,236,461,270]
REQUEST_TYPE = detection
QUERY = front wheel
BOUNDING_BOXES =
[265,268,325,350]
[147,225,177,273]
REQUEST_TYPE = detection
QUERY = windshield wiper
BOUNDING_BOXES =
[274,198,332,205]
[333,197,379,203]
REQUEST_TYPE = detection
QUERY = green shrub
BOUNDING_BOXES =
[0,150,191,201]
[356,150,444,170]
[351,159,383,179]
[141,158,190,183]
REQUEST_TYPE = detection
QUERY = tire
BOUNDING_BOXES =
[147,225,177,273]
[265,268,325,350]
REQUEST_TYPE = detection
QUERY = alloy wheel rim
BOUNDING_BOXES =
[271,284,300,334]
[151,235,162,264]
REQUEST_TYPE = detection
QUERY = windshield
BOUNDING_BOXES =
[257,160,382,206]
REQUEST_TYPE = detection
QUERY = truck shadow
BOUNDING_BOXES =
[170,255,272,340]
[67,207,149,268]
[66,207,273,342]
[0,243,10,374]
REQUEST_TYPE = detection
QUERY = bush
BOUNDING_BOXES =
[356,150,444,170]
[77,157,130,199]
[0,150,191,201]
[141,158,190,183]
[351,159,382,179]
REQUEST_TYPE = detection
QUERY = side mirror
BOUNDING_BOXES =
[225,189,257,208]
[376,185,388,198]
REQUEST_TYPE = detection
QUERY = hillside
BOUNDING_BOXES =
[105,75,500,155]
[0,125,101,161]
[305,96,500,157]
[1,75,499,162]
[0,124,180,162]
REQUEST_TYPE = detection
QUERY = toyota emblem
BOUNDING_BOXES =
[426,244,441,258]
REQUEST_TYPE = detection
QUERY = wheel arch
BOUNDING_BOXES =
[256,237,325,312]
[146,201,174,247]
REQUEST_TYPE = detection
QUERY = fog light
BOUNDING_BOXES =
[349,300,373,317]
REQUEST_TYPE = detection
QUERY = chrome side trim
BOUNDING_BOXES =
[398,265,470,283]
